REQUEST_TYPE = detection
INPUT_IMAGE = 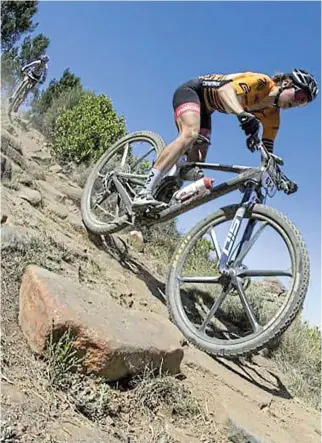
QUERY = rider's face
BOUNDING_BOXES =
[278,87,309,109]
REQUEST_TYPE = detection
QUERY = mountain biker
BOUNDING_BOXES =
[9,55,50,107]
[21,54,49,83]
[132,69,319,210]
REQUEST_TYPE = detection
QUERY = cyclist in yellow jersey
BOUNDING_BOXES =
[132,69,319,210]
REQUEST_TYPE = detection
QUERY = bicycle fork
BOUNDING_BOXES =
[218,183,259,275]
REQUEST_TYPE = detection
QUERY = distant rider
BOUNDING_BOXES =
[9,55,50,107]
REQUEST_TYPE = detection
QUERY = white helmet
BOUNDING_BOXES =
[41,55,50,63]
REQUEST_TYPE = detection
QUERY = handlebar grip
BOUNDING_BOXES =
[246,134,260,152]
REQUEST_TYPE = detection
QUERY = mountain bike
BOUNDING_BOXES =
[81,131,309,357]
[8,72,38,115]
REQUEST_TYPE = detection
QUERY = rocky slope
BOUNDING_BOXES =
[1,109,320,443]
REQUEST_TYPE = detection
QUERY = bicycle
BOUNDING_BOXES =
[81,131,309,357]
[8,72,38,116]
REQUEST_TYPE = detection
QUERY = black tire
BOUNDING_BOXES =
[166,204,310,357]
[8,79,29,115]
[81,131,166,235]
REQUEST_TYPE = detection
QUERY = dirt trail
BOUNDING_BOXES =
[1,109,320,443]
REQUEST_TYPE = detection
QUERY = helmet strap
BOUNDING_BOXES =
[273,87,283,108]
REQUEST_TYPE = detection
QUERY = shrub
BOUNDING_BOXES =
[270,316,321,409]
[42,86,87,138]
[53,92,126,164]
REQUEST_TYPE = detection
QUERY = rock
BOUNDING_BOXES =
[1,226,32,251]
[27,164,46,180]
[46,202,68,220]
[1,214,8,225]
[3,124,18,137]
[30,151,52,165]
[67,213,86,231]
[19,265,184,381]
[127,230,144,252]
[45,177,83,204]
[18,173,34,187]
[1,154,12,180]
[1,136,28,170]
[56,181,82,203]
[1,130,23,154]
[18,186,42,206]
[48,164,62,174]
[227,418,265,443]
[35,180,66,204]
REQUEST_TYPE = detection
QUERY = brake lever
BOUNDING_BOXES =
[269,153,284,166]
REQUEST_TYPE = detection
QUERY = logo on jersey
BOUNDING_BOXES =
[202,80,222,88]
[256,78,268,91]
[238,83,251,93]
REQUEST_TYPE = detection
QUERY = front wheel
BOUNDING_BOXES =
[8,79,29,114]
[166,204,310,358]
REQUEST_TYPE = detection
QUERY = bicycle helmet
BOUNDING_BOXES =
[288,69,319,102]
[41,55,50,63]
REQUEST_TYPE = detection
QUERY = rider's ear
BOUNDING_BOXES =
[281,77,293,89]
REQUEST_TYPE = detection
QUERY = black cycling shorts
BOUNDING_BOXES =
[172,77,211,138]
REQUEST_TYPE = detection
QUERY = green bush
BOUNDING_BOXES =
[42,86,86,138]
[32,68,82,117]
[53,93,126,164]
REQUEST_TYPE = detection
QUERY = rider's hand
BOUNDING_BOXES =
[280,178,298,195]
[237,112,260,137]
[246,134,260,152]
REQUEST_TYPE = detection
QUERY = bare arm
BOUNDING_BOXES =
[217,83,244,115]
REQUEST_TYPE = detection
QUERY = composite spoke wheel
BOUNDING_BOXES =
[166,204,310,357]
[81,131,166,235]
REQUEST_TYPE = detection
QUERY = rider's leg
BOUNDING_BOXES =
[178,113,212,181]
[187,126,211,162]
[132,80,202,208]
[132,110,201,207]
[10,76,28,100]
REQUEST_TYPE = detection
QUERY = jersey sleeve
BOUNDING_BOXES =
[256,108,280,153]
[22,60,39,70]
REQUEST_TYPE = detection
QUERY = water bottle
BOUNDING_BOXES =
[173,177,214,202]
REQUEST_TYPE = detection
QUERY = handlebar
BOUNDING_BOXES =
[247,135,284,166]
[246,135,297,196]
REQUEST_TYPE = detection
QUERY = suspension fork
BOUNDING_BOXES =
[218,182,258,274]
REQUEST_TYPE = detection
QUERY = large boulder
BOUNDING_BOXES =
[19,265,184,381]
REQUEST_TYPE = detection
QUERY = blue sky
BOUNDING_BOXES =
[33,1,321,325]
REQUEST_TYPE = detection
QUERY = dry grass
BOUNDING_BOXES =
[269,316,321,410]
[45,327,84,389]
[130,366,203,419]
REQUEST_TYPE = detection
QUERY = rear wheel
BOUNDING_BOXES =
[8,79,29,114]
[81,131,166,235]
